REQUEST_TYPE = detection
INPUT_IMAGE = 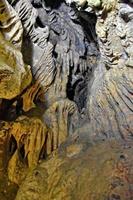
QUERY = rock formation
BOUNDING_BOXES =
[0,0,133,200]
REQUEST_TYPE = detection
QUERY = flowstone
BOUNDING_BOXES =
[0,0,133,199]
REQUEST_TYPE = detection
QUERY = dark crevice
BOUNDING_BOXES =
[19,145,25,160]
[9,135,17,156]
[66,8,99,112]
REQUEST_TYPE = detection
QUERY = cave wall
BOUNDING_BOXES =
[0,0,133,200]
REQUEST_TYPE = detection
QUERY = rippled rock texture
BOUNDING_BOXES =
[0,0,133,199]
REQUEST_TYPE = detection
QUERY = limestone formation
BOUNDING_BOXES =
[85,0,133,140]
[7,116,51,184]
[0,0,32,99]
[0,35,32,99]
[0,0,133,200]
